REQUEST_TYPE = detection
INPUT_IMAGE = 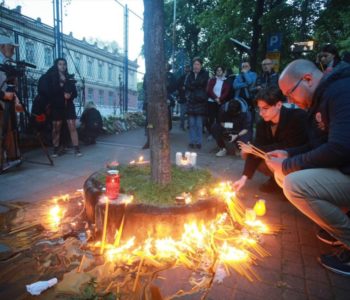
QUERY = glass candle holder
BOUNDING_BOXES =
[106,170,120,200]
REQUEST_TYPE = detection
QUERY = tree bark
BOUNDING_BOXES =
[143,0,171,185]
[250,0,265,71]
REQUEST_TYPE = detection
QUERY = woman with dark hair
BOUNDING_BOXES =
[185,57,209,149]
[206,65,231,138]
[232,86,308,193]
[38,58,82,157]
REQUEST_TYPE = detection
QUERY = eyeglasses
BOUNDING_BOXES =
[285,77,303,99]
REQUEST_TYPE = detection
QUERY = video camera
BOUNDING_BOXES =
[0,60,36,80]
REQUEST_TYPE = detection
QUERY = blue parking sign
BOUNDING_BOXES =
[267,33,282,52]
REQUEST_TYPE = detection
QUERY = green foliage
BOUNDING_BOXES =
[164,0,348,72]
[111,165,214,206]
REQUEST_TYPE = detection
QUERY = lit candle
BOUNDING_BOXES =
[190,152,197,166]
[254,199,266,216]
[176,152,182,166]
[106,170,120,200]
[185,152,191,161]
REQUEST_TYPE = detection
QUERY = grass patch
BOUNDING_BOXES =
[102,165,214,206]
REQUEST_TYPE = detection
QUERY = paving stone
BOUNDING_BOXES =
[206,283,236,300]
[333,288,350,300]
[258,256,282,272]
[304,266,329,283]
[282,289,308,300]
[328,272,350,291]
[301,254,321,269]
[282,261,305,277]
[254,266,282,285]
[306,279,335,299]
[281,273,306,293]
[283,250,303,265]
[235,279,283,300]
[301,245,321,256]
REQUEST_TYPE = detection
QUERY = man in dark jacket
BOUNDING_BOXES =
[267,59,350,276]
[254,58,279,92]
[232,87,307,193]
[186,57,209,149]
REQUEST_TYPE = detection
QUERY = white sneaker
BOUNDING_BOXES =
[216,148,227,157]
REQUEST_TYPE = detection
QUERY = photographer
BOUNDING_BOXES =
[38,58,82,157]
[0,36,23,171]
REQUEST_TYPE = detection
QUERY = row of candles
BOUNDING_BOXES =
[176,152,197,167]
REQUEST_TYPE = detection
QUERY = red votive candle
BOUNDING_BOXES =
[106,170,120,200]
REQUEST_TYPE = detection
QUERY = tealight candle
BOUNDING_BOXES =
[190,152,197,166]
[254,199,266,216]
[185,152,191,161]
[176,152,182,166]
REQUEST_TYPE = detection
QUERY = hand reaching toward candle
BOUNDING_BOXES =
[232,175,248,192]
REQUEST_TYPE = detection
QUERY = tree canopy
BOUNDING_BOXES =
[164,0,349,72]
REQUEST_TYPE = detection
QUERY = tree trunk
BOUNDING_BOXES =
[300,0,310,40]
[250,0,265,71]
[144,0,171,185]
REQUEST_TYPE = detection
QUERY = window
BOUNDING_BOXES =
[99,90,104,106]
[108,91,114,106]
[87,59,93,77]
[88,88,94,100]
[25,42,35,63]
[75,55,81,70]
[44,48,52,66]
[108,65,113,81]
[98,62,104,79]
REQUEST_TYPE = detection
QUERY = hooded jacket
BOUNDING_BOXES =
[283,64,350,175]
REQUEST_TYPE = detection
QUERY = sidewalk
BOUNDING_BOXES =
[0,122,348,299]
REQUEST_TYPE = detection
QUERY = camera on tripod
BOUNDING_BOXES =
[0,60,36,81]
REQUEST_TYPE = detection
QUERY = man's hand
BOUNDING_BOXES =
[267,150,288,159]
[232,175,247,192]
[266,157,285,178]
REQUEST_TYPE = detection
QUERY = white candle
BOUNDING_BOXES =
[185,152,191,161]
[176,152,182,166]
[190,152,197,166]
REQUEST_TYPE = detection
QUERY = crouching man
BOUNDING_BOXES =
[267,59,350,276]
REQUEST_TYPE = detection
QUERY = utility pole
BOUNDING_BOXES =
[123,4,129,113]
[53,0,63,59]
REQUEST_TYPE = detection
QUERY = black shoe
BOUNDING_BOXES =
[189,143,195,149]
[258,177,280,193]
[318,247,350,276]
[52,146,59,158]
[317,229,343,246]
[196,144,201,149]
[74,146,83,157]
[142,141,150,149]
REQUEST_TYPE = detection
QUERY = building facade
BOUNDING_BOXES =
[0,5,139,119]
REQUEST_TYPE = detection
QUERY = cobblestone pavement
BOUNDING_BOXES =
[0,122,349,299]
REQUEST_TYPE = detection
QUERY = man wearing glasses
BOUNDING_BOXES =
[254,58,279,92]
[267,59,350,276]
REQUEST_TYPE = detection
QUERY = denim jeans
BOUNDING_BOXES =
[275,168,350,248]
[179,103,187,129]
[188,115,203,145]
